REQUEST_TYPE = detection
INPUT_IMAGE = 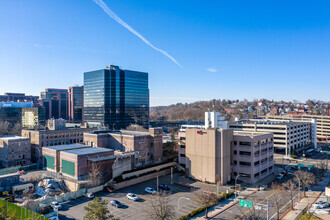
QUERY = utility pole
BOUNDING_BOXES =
[171,167,173,184]
[157,176,159,192]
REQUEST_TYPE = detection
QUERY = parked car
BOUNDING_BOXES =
[280,171,287,176]
[110,200,122,208]
[126,193,139,201]
[159,184,170,191]
[104,186,115,193]
[145,187,156,194]
[259,185,267,191]
[85,193,95,199]
[312,201,329,209]
[276,174,284,180]
[50,201,62,210]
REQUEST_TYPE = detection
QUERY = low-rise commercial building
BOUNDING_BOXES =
[84,128,163,166]
[232,131,274,184]
[0,137,32,167]
[229,119,313,156]
[181,128,274,184]
[42,144,135,187]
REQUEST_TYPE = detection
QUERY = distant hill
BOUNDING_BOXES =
[150,99,250,121]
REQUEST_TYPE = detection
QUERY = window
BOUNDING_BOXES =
[239,151,251,156]
[261,169,267,174]
[239,161,251,166]
[180,137,186,140]
[180,154,185,158]
[254,161,260,166]
[261,158,267,163]
[234,141,237,145]
[233,160,237,165]
[239,141,251,146]
[233,150,237,155]
[254,173,260,177]
[254,151,260,156]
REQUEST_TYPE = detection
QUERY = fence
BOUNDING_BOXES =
[0,164,37,175]
[0,199,49,220]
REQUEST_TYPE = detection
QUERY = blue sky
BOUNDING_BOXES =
[0,0,330,106]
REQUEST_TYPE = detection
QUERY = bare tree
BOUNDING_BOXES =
[145,192,175,220]
[294,170,315,197]
[270,183,285,220]
[193,191,218,218]
[283,180,298,210]
[88,162,103,187]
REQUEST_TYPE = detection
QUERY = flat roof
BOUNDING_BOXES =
[0,173,20,178]
[230,119,309,126]
[87,129,151,137]
[0,136,29,141]
[63,147,113,156]
[234,131,272,137]
[44,144,90,151]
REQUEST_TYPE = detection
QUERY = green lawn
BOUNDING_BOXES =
[0,199,49,220]
[299,212,322,220]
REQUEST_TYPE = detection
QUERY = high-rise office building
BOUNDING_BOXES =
[68,86,84,123]
[84,65,149,129]
[39,88,68,120]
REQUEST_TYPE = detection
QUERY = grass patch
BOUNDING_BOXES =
[299,212,322,220]
[0,199,49,220]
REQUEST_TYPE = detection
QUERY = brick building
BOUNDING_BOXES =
[0,137,32,167]
[83,128,163,166]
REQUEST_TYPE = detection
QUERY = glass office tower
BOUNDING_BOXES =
[84,65,149,129]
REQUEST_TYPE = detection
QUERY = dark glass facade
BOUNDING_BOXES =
[39,88,68,120]
[84,65,149,129]
[68,86,84,123]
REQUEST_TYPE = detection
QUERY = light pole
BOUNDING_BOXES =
[178,197,190,217]
[259,191,269,220]
[235,174,241,200]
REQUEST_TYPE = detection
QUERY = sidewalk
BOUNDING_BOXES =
[281,170,330,220]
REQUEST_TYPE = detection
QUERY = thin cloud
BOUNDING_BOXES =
[207,68,217,73]
[91,0,183,69]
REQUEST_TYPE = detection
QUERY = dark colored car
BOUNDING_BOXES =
[159,184,170,191]
[104,186,115,193]
[110,200,122,208]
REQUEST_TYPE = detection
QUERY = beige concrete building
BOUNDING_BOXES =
[179,128,274,184]
[232,131,274,184]
[185,128,233,184]
[0,137,32,167]
[83,128,163,166]
[265,114,330,142]
[229,119,312,156]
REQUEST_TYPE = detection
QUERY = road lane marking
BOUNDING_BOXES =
[236,191,276,220]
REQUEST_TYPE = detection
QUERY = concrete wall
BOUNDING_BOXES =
[113,169,171,190]
[122,162,175,179]
[186,129,218,183]
[112,156,134,178]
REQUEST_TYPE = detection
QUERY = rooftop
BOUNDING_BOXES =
[88,129,151,137]
[234,130,272,137]
[231,119,309,126]
[63,147,113,156]
[0,136,29,141]
[44,144,90,151]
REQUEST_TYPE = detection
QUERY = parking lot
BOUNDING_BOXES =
[59,173,229,220]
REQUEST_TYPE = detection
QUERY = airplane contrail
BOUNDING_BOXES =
[91,0,183,69]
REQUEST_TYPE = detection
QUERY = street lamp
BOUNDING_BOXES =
[178,197,190,217]
[259,191,269,220]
